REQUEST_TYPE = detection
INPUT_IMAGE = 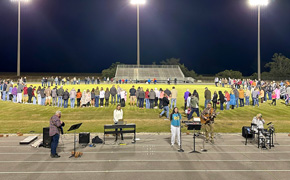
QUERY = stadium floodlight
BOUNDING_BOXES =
[248,0,269,80]
[11,0,31,77]
[131,0,146,67]
[249,0,269,6]
[131,0,146,5]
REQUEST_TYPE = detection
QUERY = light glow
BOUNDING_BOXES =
[131,0,146,5]
[249,0,269,6]
[11,0,30,2]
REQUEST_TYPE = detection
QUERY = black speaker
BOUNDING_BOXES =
[242,126,253,138]
[79,132,90,144]
[43,127,51,148]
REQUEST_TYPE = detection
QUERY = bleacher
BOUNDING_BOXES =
[115,65,194,83]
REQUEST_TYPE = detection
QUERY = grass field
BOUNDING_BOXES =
[0,84,289,134]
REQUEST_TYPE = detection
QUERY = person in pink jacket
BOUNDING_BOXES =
[274,87,280,100]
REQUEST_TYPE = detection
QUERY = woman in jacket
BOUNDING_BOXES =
[224,91,230,110]
[145,89,150,109]
[218,91,225,110]
[86,89,91,107]
[212,91,218,109]
[105,88,110,107]
[12,85,17,103]
[274,86,280,100]
[76,89,82,107]
[229,90,236,109]
[81,90,87,107]
[99,87,105,107]
[238,88,245,107]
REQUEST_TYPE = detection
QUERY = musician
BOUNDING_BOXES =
[113,104,124,141]
[252,113,265,133]
[49,111,63,158]
[170,107,182,147]
[201,103,216,143]
[252,114,267,147]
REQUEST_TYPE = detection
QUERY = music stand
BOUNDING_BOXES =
[186,123,201,153]
[68,123,82,158]
[178,120,184,152]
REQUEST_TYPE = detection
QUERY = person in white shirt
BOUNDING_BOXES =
[113,104,123,124]
[252,113,267,147]
[113,104,124,141]
[120,89,126,107]
[252,113,265,131]
[99,87,105,107]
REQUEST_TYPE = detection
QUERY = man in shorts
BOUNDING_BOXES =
[129,85,136,106]
[45,86,52,106]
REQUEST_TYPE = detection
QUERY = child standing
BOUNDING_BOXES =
[271,92,276,106]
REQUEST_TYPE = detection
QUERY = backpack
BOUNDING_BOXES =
[92,136,103,144]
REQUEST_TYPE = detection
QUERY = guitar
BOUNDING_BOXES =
[200,110,220,124]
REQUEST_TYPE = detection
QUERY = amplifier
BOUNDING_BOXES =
[79,132,90,144]
[242,126,253,138]
[43,127,51,148]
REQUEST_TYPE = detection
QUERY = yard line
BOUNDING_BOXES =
[1,151,290,155]
[0,170,290,174]
[1,159,290,163]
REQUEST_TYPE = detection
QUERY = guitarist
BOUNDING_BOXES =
[201,103,217,144]
[49,111,63,158]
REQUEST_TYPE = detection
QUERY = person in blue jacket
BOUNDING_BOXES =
[229,90,236,109]
[170,107,182,147]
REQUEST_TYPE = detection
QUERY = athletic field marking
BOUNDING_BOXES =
[0,151,290,155]
[0,170,290,174]
[0,144,289,148]
[1,159,290,163]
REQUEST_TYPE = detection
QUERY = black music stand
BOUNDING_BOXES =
[178,120,184,152]
[68,123,82,158]
[186,123,201,153]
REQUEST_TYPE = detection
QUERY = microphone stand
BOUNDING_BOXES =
[178,119,184,152]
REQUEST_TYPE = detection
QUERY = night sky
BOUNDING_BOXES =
[0,0,289,75]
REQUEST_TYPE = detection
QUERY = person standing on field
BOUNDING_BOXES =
[170,107,182,147]
[171,87,177,109]
[110,85,117,105]
[45,86,52,106]
[129,85,137,106]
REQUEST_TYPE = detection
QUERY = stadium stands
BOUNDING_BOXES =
[115,65,194,83]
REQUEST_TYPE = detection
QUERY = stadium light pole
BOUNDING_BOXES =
[11,0,30,77]
[249,0,269,80]
[131,0,146,67]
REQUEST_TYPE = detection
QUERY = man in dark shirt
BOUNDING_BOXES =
[27,85,33,103]
[159,94,170,119]
[49,111,63,158]
[110,85,117,105]
[129,85,137,106]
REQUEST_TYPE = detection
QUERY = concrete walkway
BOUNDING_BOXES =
[0,133,289,180]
